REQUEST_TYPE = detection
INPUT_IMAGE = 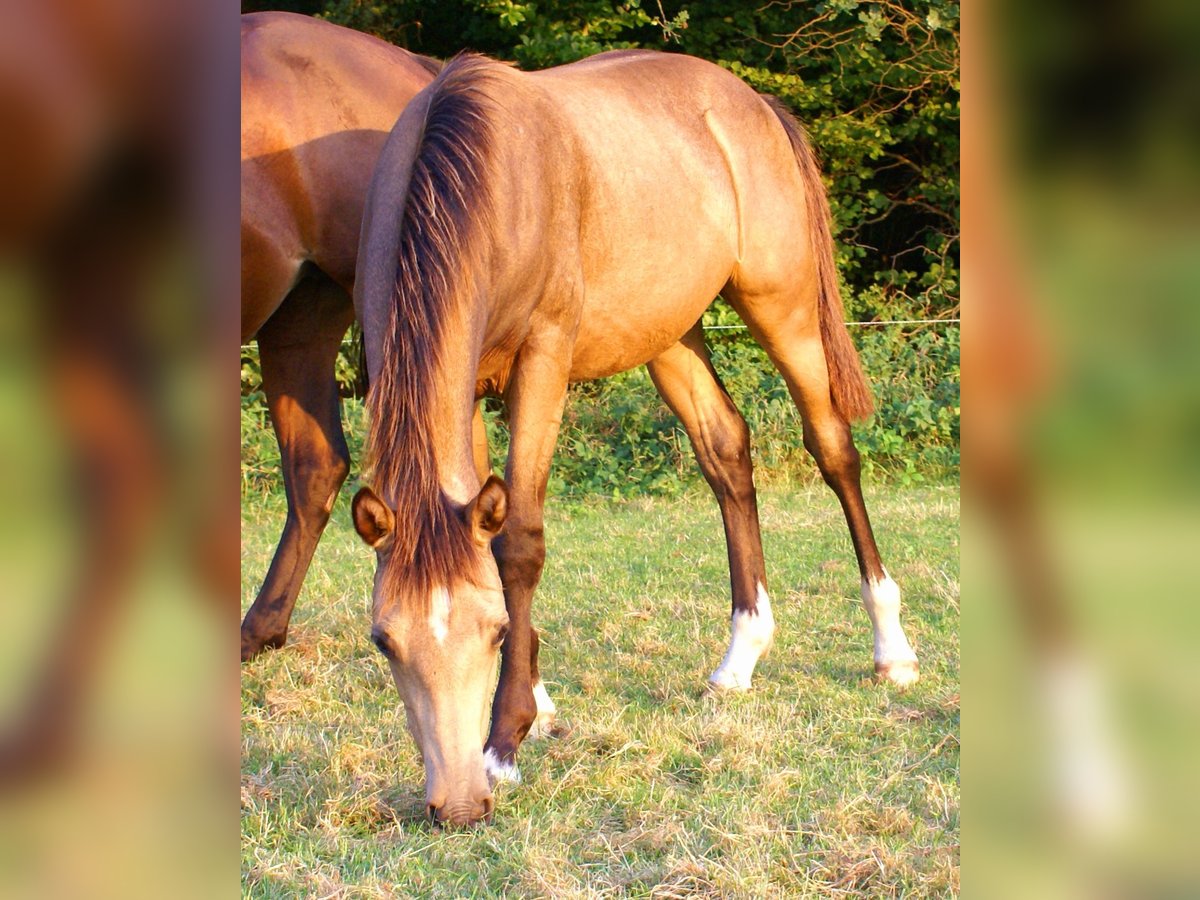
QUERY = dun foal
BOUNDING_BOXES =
[352,51,919,825]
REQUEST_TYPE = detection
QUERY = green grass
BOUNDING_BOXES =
[241,480,958,897]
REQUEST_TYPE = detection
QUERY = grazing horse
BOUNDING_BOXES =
[353,51,920,826]
[239,13,451,661]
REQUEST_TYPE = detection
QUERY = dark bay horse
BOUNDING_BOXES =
[352,52,920,825]
[239,13,470,660]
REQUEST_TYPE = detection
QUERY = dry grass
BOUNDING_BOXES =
[242,482,958,897]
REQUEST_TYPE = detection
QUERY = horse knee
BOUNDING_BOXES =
[287,447,350,525]
[494,523,545,589]
[328,439,351,485]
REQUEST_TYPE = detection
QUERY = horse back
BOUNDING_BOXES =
[509,53,809,377]
[240,12,437,320]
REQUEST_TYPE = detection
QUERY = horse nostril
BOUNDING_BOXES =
[427,803,439,825]
[432,799,486,827]
[481,794,495,823]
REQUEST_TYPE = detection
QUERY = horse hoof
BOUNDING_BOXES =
[705,672,752,693]
[527,710,557,741]
[875,658,920,687]
[526,680,558,740]
[241,632,285,662]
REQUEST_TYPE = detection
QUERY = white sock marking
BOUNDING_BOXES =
[483,747,521,785]
[709,582,775,691]
[429,586,450,644]
[528,679,557,740]
[861,571,918,679]
[1041,653,1132,839]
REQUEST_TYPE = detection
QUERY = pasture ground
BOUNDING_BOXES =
[241,481,959,897]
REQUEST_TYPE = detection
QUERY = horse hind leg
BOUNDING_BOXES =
[240,273,353,661]
[647,325,775,691]
[727,287,919,686]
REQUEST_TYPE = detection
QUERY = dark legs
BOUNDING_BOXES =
[647,325,775,690]
[0,178,164,786]
[240,276,493,662]
[0,340,163,786]
[483,342,570,782]
[731,291,919,685]
[240,275,353,661]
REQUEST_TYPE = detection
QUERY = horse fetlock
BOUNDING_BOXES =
[861,572,919,686]
[482,746,521,786]
[875,658,920,687]
[484,691,536,781]
[526,679,558,740]
[708,583,775,691]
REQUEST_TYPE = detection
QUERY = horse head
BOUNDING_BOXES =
[352,476,509,826]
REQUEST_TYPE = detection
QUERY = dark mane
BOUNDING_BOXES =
[364,53,502,599]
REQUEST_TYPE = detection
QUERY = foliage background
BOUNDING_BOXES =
[240,0,959,494]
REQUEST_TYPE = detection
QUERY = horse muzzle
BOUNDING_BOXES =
[429,794,494,827]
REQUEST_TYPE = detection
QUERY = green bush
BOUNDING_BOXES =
[538,321,958,500]
[242,318,957,498]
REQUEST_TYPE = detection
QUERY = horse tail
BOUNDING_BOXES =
[760,93,874,422]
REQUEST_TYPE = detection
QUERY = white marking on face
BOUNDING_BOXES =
[483,747,521,785]
[429,586,450,644]
[860,570,917,671]
[527,679,558,740]
[709,582,776,691]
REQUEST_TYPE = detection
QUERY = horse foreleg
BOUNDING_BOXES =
[524,626,558,739]
[754,318,919,687]
[240,279,353,661]
[648,326,775,691]
[483,346,569,783]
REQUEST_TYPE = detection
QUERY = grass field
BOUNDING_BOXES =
[241,480,958,897]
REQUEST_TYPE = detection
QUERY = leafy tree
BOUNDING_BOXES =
[317,0,958,323]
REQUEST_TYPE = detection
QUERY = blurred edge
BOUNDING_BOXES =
[965,0,1200,896]
[0,0,239,897]
[2,0,1198,894]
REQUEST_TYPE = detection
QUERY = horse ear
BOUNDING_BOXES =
[352,487,394,549]
[466,475,508,545]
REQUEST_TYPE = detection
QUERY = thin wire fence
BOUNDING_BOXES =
[705,318,960,330]
[240,317,960,351]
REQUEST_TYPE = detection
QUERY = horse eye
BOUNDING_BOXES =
[494,624,510,647]
[371,629,394,659]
